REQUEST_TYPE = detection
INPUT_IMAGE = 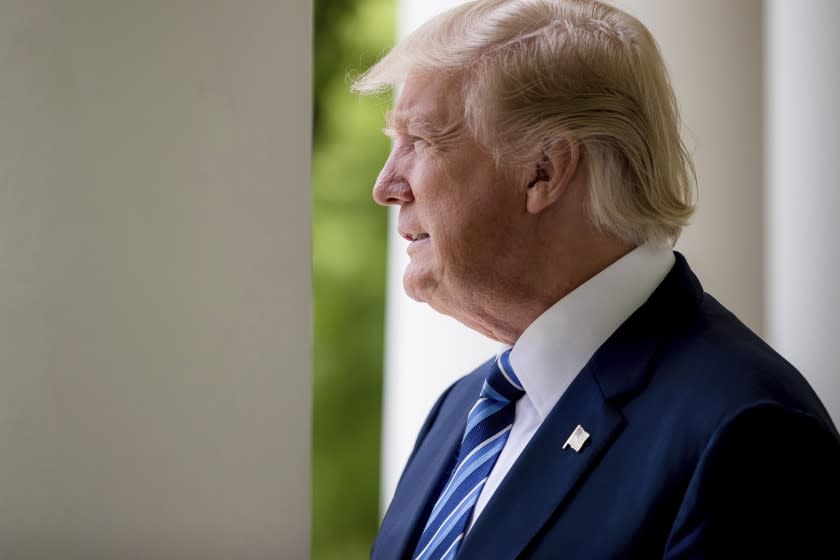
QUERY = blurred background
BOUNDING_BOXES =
[312,0,393,558]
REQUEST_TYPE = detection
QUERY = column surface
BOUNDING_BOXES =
[766,0,840,426]
[0,2,312,557]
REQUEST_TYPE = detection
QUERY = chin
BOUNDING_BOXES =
[402,267,437,304]
[402,276,426,303]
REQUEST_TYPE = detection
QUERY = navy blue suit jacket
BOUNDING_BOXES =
[373,253,840,559]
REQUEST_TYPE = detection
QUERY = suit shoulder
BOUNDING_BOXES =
[664,401,840,557]
[648,292,835,435]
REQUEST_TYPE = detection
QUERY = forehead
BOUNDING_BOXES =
[390,72,464,129]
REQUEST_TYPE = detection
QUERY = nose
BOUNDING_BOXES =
[372,152,414,207]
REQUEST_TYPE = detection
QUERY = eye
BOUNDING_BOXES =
[412,137,430,154]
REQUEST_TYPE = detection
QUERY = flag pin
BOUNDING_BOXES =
[563,424,590,452]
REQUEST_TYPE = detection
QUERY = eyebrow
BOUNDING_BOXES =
[384,109,442,137]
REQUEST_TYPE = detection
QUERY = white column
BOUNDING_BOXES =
[767,0,840,427]
[0,1,311,557]
[383,0,767,512]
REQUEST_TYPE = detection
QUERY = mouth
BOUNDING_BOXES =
[400,232,430,242]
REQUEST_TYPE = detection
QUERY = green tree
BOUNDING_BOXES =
[313,0,395,558]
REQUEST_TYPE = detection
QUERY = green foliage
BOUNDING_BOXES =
[313,0,394,558]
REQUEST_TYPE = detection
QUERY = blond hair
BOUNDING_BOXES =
[353,0,696,245]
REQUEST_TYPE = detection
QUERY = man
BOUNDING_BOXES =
[354,1,840,558]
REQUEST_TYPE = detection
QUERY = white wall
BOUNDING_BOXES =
[767,0,840,428]
[0,1,311,558]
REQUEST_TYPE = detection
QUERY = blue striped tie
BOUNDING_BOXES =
[412,350,525,560]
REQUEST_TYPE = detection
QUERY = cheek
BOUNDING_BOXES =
[436,205,507,275]
[421,161,513,258]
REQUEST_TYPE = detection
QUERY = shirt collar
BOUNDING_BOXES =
[509,243,676,419]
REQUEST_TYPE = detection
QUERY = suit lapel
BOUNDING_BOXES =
[374,367,486,559]
[456,367,624,559]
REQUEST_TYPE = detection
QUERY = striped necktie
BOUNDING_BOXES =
[412,350,525,560]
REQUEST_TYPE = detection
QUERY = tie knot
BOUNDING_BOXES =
[481,350,525,404]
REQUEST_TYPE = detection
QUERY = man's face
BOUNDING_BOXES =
[373,73,527,322]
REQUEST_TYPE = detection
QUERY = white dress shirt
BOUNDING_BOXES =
[465,243,675,531]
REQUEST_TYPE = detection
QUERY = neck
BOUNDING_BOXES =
[463,236,635,345]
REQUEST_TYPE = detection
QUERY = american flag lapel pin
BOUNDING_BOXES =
[563,424,590,452]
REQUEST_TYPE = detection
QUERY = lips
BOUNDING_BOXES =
[400,231,430,242]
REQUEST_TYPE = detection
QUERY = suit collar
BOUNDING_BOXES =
[589,251,703,402]
[510,243,675,419]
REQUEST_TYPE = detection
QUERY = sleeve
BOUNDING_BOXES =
[664,402,840,559]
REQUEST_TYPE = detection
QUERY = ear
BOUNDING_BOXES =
[525,139,580,215]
